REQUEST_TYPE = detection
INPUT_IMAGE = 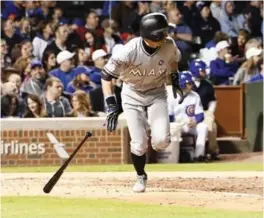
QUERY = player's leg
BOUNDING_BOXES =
[122,93,148,193]
[203,111,219,159]
[207,121,219,158]
[190,122,208,160]
[147,92,171,151]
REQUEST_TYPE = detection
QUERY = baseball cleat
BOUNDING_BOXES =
[194,155,209,163]
[210,153,221,161]
[132,174,147,193]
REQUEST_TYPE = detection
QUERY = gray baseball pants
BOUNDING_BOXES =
[121,83,171,156]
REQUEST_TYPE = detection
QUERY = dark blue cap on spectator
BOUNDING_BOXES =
[74,66,92,76]
[59,18,70,25]
[72,18,84,27]
[31,60,43,69]
[189,59,206,78]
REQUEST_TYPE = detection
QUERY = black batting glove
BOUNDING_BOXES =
[105,96,120,132]
[171,72,184,103]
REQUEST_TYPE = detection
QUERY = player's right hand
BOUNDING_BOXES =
[105,96,120,132]
[188,118,197,128]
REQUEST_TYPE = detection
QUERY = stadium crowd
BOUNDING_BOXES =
[1,0,263,119]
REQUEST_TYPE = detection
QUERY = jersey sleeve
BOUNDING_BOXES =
[167,89,183,117]
[103,45,132,78]
[195,94,204,115]
[168,37,181,64]
[173,94,182,117]
[168,100,174,116]
[205,80,217,102]
[209,86,217,101]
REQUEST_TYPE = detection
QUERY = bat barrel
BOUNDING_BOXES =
[43,131,92,194]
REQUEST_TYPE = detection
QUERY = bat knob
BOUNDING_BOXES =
[86,131,92,137]
[43,188,50,194]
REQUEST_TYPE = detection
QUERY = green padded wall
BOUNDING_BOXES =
[245,82,263,151]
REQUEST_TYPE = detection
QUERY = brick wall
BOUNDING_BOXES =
[1,118,130,166]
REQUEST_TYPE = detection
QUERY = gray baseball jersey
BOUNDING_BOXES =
[104,36,181,92]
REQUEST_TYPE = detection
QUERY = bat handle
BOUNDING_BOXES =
[64,131,92,164]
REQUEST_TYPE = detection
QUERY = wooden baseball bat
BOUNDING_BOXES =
[43,131,92,194]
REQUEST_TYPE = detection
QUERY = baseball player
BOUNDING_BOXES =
[101,13,182,193]
[168,71,208,162]
[189,59,219,160]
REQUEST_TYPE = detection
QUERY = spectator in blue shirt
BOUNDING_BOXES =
[49,50,77,90]
[1,1,25,20]
[24,1,40,18]
[88,49,109,86]
[102,1,118,17]
[249,73,263,82]
[167,8,193,69]
[66,66,97,94]
[210,40,239,85]
[248,60,263,83]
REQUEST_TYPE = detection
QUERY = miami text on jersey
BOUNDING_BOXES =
[129,68,167,76]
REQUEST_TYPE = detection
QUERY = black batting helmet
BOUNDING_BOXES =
[140,13,169,42]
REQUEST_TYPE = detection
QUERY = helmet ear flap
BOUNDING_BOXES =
[149,31,165,42]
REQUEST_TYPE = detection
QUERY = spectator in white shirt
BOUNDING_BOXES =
[32,20,54,60]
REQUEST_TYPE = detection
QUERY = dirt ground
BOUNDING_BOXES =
[218,152,263,163]
[1,152,263,212]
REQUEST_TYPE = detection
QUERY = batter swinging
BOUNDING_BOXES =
[101,13,182,193]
